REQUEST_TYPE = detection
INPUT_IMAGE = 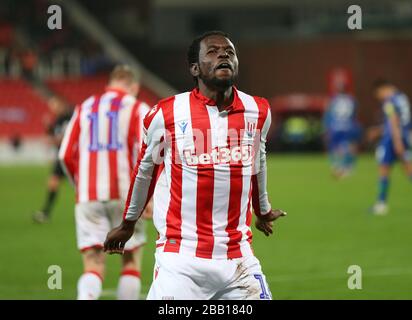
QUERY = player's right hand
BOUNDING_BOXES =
[103,220,136,254]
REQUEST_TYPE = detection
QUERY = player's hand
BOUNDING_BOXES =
[366,126,382,143]
[394,142,405,158]
[255,209,287,237]
[103,219,136,254]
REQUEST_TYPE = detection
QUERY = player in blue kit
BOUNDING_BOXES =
[323,85,361,178]
[371,79,412,215]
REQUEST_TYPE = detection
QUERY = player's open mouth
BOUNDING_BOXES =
[215,62,232,71]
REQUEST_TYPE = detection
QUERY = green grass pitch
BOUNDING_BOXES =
[0,154,411,299]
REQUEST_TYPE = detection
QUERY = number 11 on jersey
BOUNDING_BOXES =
[88,111,123,151]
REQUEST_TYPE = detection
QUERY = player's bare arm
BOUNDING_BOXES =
[47,133,64,148]
[366,125,383,143]
[389,114,405,158]
[53,133,64,147]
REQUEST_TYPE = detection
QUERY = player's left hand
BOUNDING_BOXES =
[255,209,287,237]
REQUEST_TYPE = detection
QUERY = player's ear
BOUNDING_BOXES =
[190,63,200,78]
[130,82,140,97]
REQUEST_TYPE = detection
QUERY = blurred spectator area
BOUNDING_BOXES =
[134,37,412,129]
[0,79,48,137]
[46,75,160,107]
[270,94,328,151]
[0,0,114,79]
[2,0,412,153]
[0,74,160,153]
[0,22,14,47]
[0,0,160,143]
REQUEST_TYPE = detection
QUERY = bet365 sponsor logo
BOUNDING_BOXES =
[184,145,254,166]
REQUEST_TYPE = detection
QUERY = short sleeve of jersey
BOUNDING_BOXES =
[383,102,396,117]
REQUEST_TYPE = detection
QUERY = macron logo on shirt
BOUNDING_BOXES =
[178,120,188,134]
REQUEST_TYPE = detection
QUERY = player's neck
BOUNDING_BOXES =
[106,84,129,95]
[198,82,234,111]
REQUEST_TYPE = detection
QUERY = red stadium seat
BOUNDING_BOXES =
[0,76,161,139]
[0,23,13,46]
[46,75,159,108]
[0,79,49,138]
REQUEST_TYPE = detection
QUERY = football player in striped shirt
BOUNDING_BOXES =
[370,79,412,215]
[59,65,152,299]
[104,31,287,300]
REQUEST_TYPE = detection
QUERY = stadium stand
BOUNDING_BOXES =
[0,74,159,140]
[46,75,159,107]
[0,0,173,164]
[0,78,48,137]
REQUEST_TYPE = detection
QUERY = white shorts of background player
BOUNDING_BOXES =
[75,200,146,252]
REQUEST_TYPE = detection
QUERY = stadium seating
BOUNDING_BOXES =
[0,79,48,137]
[46,75,159,107]
[0,76,160,140]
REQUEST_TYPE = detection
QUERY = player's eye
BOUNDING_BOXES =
[208,47,221,53]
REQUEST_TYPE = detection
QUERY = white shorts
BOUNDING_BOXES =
[147,252,272,300]
[75,200,146,252]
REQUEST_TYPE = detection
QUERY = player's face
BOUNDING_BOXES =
[127,82,140,97]
[48,98,64,115]
[375,86,391,102]
[196,35,239,89]
[374,87,382,102]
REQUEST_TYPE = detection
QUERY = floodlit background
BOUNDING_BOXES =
[1,0,412,299]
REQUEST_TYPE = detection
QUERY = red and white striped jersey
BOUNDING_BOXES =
[59,88,151,203]
[124,87,272,259]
